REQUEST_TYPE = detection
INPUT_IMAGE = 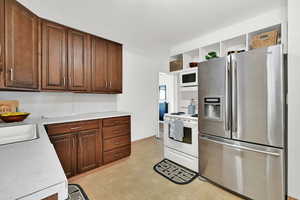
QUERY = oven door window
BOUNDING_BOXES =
[169,125,192,144]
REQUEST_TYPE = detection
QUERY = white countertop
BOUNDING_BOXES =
[0,111,130,200]
[42,111,131,125]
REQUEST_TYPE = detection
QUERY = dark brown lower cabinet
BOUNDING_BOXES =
[46,117,130,178]
[102,116,131,164]
[50,133,77,178]
[103,145,131,164]
[77,129,102,173]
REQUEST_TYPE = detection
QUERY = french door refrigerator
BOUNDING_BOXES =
[198,45,286,200]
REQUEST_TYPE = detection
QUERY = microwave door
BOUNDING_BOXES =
[231,45,284,147]
[181,71,197,86]
[198,57,231,138]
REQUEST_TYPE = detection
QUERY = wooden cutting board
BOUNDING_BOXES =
[0,100,19,114]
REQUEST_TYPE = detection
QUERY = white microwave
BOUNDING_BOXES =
[180,70,198,87]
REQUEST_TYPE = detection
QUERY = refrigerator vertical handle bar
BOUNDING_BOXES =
[232,55,238,134]
[225,56,231,133]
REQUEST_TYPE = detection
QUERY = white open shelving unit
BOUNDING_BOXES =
[168,23,285,114]
[169,23,284,72]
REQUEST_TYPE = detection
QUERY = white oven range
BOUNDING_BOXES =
[164,113,198,172]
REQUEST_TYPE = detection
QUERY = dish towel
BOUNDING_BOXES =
[172,119,184,142]
[169,119,176,139]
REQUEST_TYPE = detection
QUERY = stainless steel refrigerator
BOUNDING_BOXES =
[198,44,286,200]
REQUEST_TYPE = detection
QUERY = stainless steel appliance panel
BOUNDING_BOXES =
[199,135,284,200]
[232,45,285,147]
[198,57,230,138]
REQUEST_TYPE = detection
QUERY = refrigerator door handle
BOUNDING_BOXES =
[200,136,281,157]
[232,55,238,134]
[225,56,231,133]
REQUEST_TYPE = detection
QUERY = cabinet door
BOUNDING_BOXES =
[4,0,40,89]
[0,0,4,88]
[50,134,77,178]
[107,42,122,93]
[68,30,90,92]
[42,20,67,90]
[91,36,108,92]
[77,129,102,173]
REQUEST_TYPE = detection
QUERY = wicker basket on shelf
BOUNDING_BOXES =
[250,30,279,49]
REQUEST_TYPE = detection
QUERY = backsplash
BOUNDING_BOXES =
[0,92,117,118]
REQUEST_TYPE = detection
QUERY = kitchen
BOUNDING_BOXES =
[0,0,300,200]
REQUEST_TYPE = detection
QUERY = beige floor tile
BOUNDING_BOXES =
[70,137,244,200]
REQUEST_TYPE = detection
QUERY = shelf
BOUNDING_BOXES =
[169,23,285,72]
[200,42,221,62]
[248,24,281,50]
[220,35,247,57]
[182,49,200,69]
[169,54,183,61]
[180,86,198,92]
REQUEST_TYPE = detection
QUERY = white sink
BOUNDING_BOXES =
[0,124,38,145]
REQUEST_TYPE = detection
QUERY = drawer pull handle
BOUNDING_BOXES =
[70,127,81,130]
[114,153,122,157]
[113,130,121,134]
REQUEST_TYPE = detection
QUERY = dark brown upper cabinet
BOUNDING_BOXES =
[42,20,68,91]
[91,37,123,93]
[107,42,122,93]
[2,0,40,90]
[68,30,90,92]
[91,36,108,93]
[0,0,123,94]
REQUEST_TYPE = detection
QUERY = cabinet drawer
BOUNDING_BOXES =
[103,145,131,164]
[103,124,130,139]
[103,116,130,127]
[103,135,130,151]
[46,120,99,136]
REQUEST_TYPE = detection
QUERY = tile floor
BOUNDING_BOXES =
[69,137,243,200]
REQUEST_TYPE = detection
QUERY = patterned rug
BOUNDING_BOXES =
[67,184,89,200]
[153,159,198,184]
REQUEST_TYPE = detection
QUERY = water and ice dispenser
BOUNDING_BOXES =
[204,97,222,120]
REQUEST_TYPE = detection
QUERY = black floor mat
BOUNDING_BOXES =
[153,159,198,184]
[67,184,89,200]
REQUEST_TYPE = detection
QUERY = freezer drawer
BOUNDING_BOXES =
[199,135,285,200]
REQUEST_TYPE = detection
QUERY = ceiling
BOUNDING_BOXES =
[19,0,283,50]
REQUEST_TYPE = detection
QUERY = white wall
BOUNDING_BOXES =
[287,0,300,198]
[117,47,168,141]
[0,92,117,118]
